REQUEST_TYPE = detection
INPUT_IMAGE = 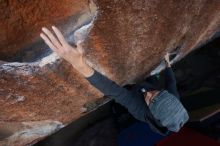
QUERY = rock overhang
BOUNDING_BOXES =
[0,0,220,145]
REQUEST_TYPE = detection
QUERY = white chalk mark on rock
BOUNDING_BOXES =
[1,120,64,146]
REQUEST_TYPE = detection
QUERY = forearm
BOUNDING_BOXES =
[85,68,148,122]
[164,67,176,84]
[74,61,129,99]
[85,69,127,98]
[164,67,180,98]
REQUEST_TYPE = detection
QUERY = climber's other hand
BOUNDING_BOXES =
[164,52,171,67]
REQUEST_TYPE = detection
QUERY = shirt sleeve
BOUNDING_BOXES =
[86,70,148,122]
[164,67,180,98]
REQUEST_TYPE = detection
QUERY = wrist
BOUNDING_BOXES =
[166,63,171,67]
[74,63,94,77]
[165,61,171,67]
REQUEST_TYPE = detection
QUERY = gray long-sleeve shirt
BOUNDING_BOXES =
[86,68,177,135]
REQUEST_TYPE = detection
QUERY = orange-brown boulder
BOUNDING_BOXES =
[0,0,220,145]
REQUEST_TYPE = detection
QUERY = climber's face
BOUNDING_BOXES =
[144,90,159,105]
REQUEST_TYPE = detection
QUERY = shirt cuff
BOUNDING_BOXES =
[85,70,101,84]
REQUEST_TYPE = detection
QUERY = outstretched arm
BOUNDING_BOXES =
[86,69,148,122]
[40,26,149,122]
[164,53,180,98]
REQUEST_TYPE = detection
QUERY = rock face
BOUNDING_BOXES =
[0,0,220,145]
[88,0,220,84]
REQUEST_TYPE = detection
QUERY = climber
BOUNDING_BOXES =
[40,26,189,135]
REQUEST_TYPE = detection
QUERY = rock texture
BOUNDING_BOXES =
[0,0,220,145]
[88,0,220,83]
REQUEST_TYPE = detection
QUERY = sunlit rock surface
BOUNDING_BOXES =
[0,0,220,145]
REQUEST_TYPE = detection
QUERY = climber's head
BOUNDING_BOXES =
[142,89,189,132]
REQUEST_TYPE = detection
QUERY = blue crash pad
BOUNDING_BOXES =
[117,122,165,146]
